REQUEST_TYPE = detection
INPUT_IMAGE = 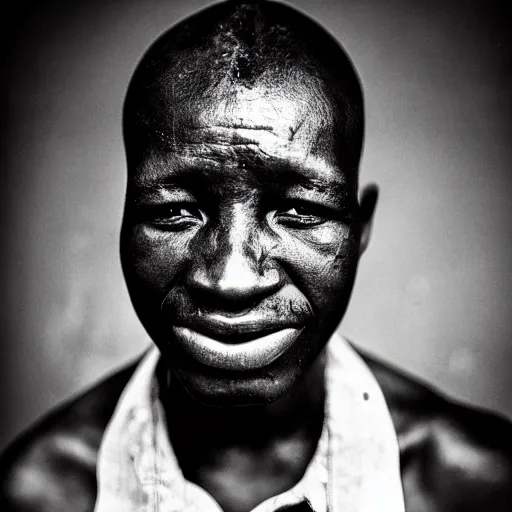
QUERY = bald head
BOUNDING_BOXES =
[123,0,364,175]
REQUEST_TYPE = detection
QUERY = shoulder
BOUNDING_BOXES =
[0,358,140,512]
[357,345,512,511]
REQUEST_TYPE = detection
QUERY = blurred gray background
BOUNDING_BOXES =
[1,0,511,449]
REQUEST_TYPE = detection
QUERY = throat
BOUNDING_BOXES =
[188,435,321,512]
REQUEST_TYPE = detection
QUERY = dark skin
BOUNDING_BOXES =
[1,1,511,511]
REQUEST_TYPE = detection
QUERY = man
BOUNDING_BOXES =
[1,1,511,511]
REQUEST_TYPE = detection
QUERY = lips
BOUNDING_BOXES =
[176,313,300,343]
[172,325,303,371]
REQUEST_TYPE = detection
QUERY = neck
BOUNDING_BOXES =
[157,351,327,508]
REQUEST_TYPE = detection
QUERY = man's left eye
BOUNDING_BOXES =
[275,204,328,227]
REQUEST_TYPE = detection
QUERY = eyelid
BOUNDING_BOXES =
[131,201,205,224]
[273,198,355,224]
[280,199,342,216]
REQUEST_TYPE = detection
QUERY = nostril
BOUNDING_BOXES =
[186,263,281,311]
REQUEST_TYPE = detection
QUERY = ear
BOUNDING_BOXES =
[358,183,379,256]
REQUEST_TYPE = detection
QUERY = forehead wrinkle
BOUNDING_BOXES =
[151,121,334,163]
[147,125,283,166]
[180,141,272,166]
[149,125,280,154]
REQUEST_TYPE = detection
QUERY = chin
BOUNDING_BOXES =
[159,337,320,407]
[158,322,334,407]
[171,360,298,408]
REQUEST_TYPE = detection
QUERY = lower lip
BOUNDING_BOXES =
[172,326,303,371]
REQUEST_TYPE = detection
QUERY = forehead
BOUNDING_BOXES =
[128,70,353,190]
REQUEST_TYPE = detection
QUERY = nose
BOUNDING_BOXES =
[186,208,281,310]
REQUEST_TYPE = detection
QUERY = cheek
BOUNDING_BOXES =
[273,224,359,309]
[122,224,191,294]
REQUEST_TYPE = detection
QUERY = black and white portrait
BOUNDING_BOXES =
[1,1,511,510]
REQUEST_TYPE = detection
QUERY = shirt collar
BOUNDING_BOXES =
[94,334,404,512]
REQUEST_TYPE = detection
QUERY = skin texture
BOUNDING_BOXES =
[1,1,511,511]
[121,0,368,410]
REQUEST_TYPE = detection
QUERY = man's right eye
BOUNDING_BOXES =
[141,204,205,229]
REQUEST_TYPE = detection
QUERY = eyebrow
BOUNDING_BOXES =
[129,159,349,200]
[263,169,338,194]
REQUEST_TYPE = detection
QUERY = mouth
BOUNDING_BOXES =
[177,313,300,342]
[172,325,303,371]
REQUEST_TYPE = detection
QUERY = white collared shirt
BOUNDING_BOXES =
[94,334,405,512]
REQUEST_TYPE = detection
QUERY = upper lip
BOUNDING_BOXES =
[174,313,303,343]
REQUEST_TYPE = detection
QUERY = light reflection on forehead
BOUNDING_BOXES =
[148,73,339,164]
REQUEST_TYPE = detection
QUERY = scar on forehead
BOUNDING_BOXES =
[288,118,305,141]
[189,123,275,132]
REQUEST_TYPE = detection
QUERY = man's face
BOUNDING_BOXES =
[121,72,369,406]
